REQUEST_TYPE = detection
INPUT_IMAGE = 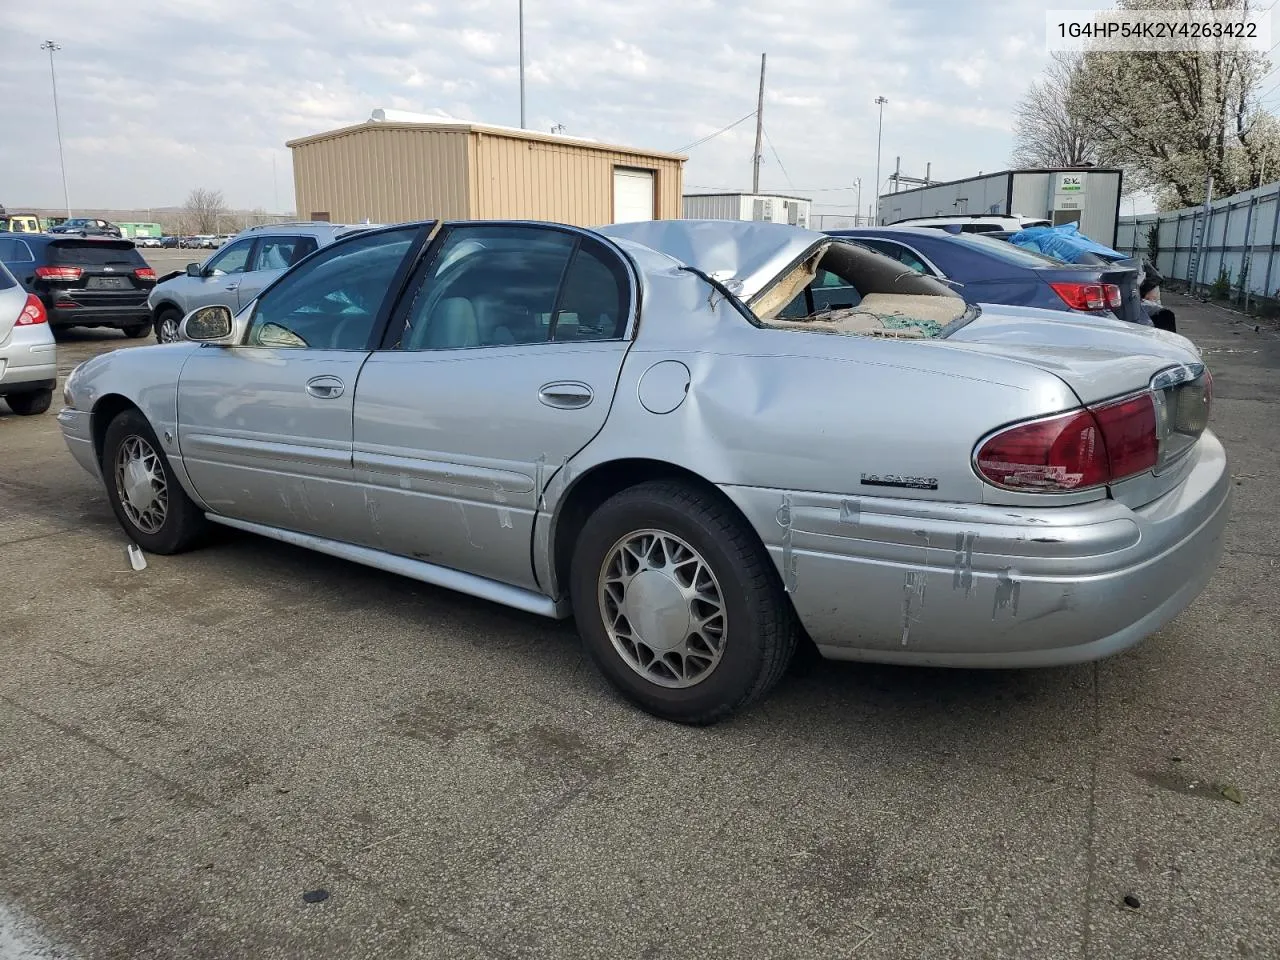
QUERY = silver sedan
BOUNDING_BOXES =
[57,219,1228,723]
[0,261,56,416]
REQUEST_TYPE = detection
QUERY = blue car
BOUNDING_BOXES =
[828,227,1146,325]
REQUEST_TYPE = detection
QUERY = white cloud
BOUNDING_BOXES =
[0,0,1063,213]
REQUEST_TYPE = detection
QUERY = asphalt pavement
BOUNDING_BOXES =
[0,295,1276,960]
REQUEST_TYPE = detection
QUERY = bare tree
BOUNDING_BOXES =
[1011,52,1100,168]
[1069,0,1280,208]
[183,187,228,234]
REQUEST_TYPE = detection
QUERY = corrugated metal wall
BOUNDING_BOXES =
[878,174,1012,223]
[1116,181,1280,298]
[1079,172,1121,246]
[467,132,682,224]
[682,195,742,219]
[1010,173,1050,218]
[291,125,472,223]
[290,123,683,226]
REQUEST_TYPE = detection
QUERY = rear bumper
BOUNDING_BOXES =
[0,327,57,393]
[41,296,151,328]
[721,431,1230,667]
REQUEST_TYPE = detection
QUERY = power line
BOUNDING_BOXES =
[672,112,756,153]
[761,125,794,189]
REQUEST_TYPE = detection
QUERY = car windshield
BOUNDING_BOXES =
[946,232,1069,267]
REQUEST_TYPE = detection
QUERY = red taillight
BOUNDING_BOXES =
[975,393,1159,492]
[975,409,1109,492]
[1091,394,1158,479]
[34,265,83,282]
[1049,281,1106,311]
[134,267,156,281]
[1103,283,1122,309]
[16,294,47,326]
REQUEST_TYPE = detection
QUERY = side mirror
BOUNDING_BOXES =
[180,305,235,343]
[185,262,202,278]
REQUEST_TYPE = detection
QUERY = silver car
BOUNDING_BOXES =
[58,220,1228,723]
[0,260,56,415]
[146,222,368,343]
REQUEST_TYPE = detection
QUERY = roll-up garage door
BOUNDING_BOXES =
[613,168,655,223]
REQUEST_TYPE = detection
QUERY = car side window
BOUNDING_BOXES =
[395,225,578,351]
[254,236,317,272]
[245,226,415,350]
[549,238,630,341]
[0,238,34,263]
[206,238,254,276]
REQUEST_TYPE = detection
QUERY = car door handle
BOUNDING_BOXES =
[305,375,345,400]
[538,381,593,410]
[224,283,239,291]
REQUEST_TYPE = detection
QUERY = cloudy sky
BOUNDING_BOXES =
[3,0,1065,218]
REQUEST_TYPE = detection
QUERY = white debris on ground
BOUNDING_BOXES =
[0,902,74,960]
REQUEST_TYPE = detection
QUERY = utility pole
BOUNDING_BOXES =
[854,177,861,226]
[518,0,526,129]
[41,40,70,218]
[874,96,888,223]
[752,53,766,194]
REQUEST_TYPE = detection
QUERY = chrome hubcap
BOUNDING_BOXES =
[114,435,168,533]
[159,317,180,342]
[598,529,727,688]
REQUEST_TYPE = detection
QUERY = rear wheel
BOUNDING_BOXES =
[102,408,207,553]
[4,389,52,416]
[154,307,183,344]
[570,480,797,724]
[121,322,151,339]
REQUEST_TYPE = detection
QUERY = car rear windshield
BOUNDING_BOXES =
[946,232,1067,267]
[48,241,145,266]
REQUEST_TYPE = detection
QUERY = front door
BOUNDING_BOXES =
[177,225,423,544]
[189,236,256,311]
[352,223,635,590]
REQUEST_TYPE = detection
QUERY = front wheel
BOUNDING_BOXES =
[154,307,183,343]
[570,480,797,725]
[102,408,208,553]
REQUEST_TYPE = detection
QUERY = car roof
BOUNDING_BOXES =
[829,226,965,241]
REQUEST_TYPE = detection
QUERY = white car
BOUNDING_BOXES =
[890,214,1053,234]
[0,260,56,415]
[134,236,162,248]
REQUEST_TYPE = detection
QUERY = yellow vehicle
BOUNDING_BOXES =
[1,214,41,233]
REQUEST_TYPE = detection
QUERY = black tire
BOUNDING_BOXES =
[101,408,208,554]
[570,480,797,725]
[121,322,151,339]
[153,306,183,344]
[4,389,52,416]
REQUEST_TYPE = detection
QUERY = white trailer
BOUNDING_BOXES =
[682,192,812,228]
[876,167,1123,246]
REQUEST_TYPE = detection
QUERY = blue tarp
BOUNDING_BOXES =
[1007,222,1127,263]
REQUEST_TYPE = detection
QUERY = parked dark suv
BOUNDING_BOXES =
[0,233,156,337]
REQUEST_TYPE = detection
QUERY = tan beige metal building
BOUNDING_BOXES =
[287,117,686,226]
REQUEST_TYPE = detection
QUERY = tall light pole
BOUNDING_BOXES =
[854,176,862,226]
[873,95,887,225]
[518,0,526,128]
[41,40,71,218]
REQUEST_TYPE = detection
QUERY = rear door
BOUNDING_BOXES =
[352,223,635,590]
[234,234,320,309]
[177,225,424,544]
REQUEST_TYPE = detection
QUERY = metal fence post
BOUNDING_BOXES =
[1264,186,1280,301]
